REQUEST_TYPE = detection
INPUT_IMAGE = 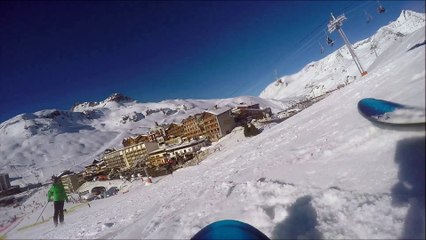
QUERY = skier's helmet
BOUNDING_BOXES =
[52,175,59,183]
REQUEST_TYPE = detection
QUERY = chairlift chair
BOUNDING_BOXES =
[319,42,325,54]
[377,0,385,13]
[327,36,334,47]
[364,10,373,23]
[324,30,334,47]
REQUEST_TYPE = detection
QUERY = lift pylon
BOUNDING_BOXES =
[328,13,368,76]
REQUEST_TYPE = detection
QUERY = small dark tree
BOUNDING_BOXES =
[243,123,260,137]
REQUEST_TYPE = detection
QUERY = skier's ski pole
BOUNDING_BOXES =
[35,202,49,224]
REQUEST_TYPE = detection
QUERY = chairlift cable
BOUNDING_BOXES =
[217,17,330,101]
[218,1,376,99]
[364,10,373,23]
[279,28,326,68]
[343,1,375,19]
[318,41,325,54]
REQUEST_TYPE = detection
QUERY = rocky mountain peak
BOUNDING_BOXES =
[105,93,133,103]
[71,93,134,112]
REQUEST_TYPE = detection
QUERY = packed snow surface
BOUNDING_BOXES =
[2,10,425,240]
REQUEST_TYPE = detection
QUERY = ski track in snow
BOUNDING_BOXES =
[9,176,410,239]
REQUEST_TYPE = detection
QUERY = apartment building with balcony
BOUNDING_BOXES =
[232,103,272,124]
[182,114,204,141]
[122,134,150,147]
[83,159,107,180]
[103,150,126,171]
[165,123,184,139]
[148,125,167,143]
[203,108,236,141]
[103,142,159,172]
[60,173,82,194]
[148,148,167,167]
[167,138,209,160]
[165,136,183,146]
[148,138,209,167]
[180,108,236,142]
[123,142,158,168]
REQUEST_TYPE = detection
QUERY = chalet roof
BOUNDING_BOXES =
[104,148,115,154]
[134,134,149,138]
[85,164,96,169]
[205,107,231,116]
[181,113,203,123]
[234,103,260,109]
[149,147,166,155]
[166,123,182,130]
[58,170,75,178]
[166,139,207,151]
[85,160,104,168]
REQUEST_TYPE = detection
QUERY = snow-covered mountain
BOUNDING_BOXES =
[3,10,425,239]
[0,93,288,185]
[260,10,425,100]
[0,10,424,187]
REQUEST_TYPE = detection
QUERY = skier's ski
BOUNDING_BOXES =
[191,219,269,240]
[358,98,425,126]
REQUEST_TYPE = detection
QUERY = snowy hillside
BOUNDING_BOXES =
[0,94,287,185]
[3,10,425,239]
[260,10,425,100]
[1,10,423,187]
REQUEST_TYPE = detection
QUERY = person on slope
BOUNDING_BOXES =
[166,158,174,175]
[47,175,68,227]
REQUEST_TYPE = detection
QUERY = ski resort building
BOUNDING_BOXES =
[83,160,107,181]
[148,125,167,144]
[148,148,168,167]
[0,173,11,192]
[103,142,159,171]
[166,139,209,160]
[60,173,82,194]
[147,139,209,167]
[203,108,236,141]
[232,104,272,124]
[181,108,236,142]
[122,134,150,147]
[165,123,185,139]
[182,114,204,141]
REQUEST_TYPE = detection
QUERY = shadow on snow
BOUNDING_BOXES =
[407,40,426,52]
[271,195,323,239]
[391,136,425,239]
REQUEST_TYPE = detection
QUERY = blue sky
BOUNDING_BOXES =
[0,1,424,122]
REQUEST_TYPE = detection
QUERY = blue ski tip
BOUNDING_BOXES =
[191,220,270,240]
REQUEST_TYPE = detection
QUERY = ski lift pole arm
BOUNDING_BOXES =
[328,13,368,77]
[337,27,367,75]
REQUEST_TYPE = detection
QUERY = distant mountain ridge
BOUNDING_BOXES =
[0,94,287,185]
[259,10,425,100]
[71,93,135,112]
[0,10,424,186]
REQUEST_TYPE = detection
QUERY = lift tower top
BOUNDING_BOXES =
[328,13,368,76]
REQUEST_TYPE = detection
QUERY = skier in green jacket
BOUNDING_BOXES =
[48,175,68,227]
